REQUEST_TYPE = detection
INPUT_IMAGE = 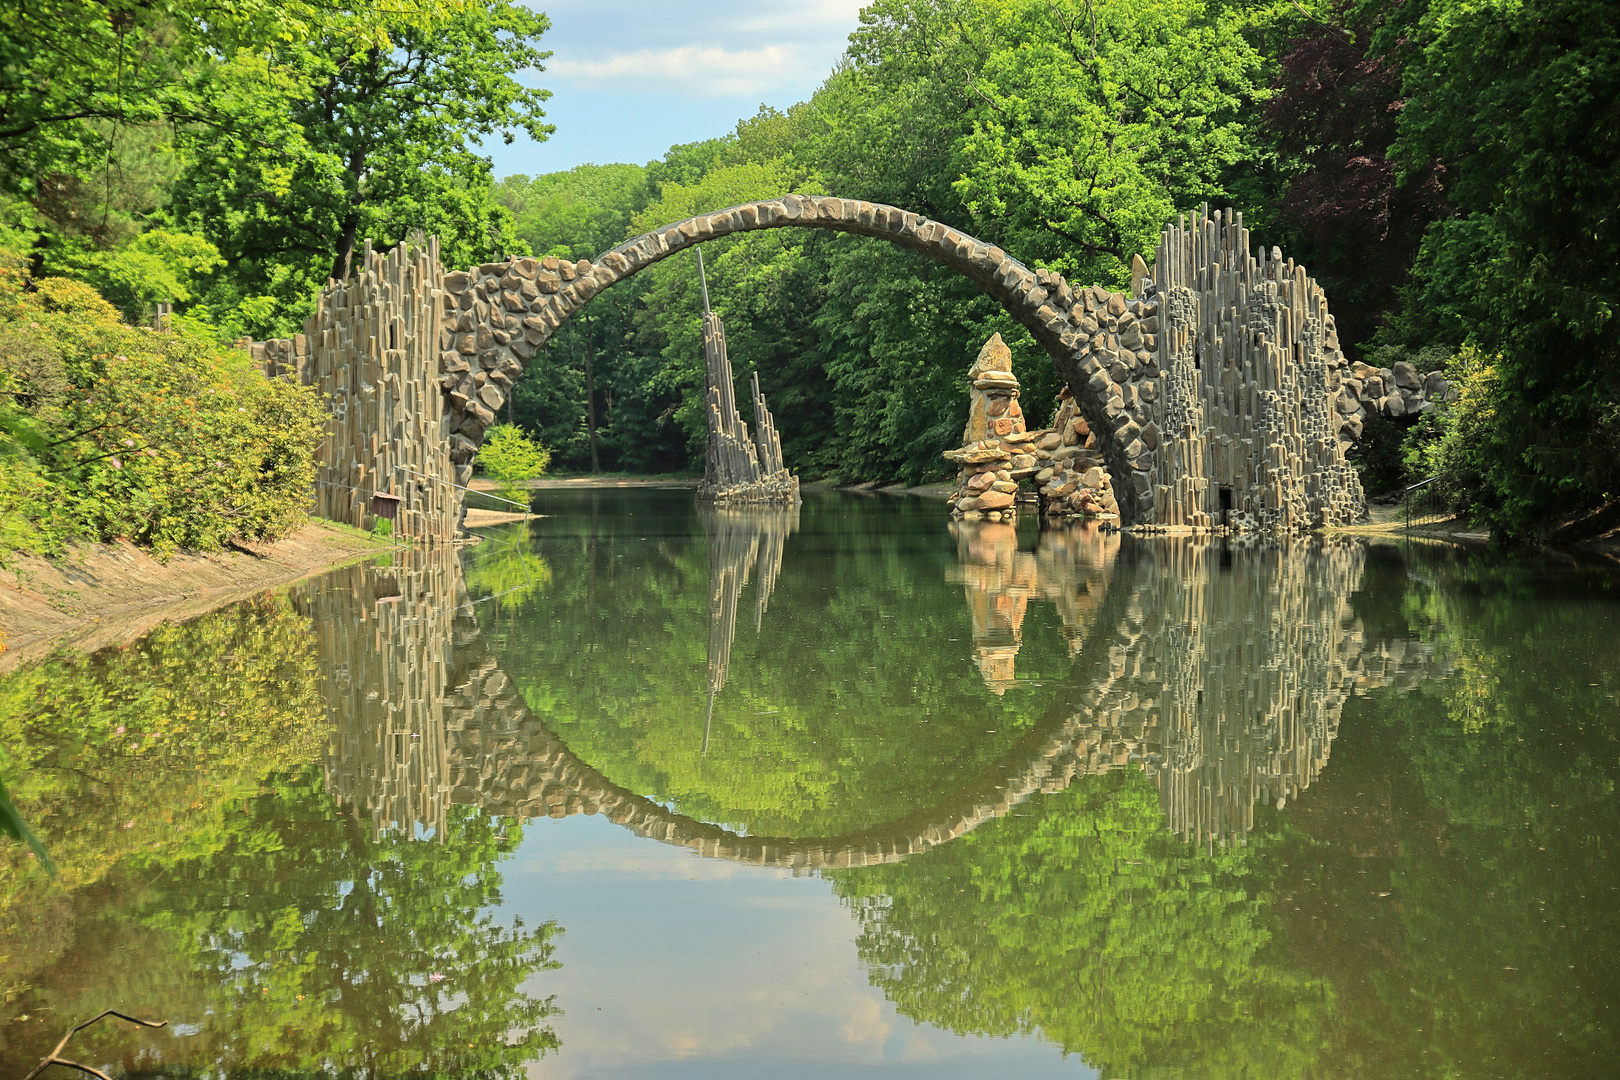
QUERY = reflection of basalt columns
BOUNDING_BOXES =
[1051,539,1450,843]
[704,505,800,744]
[297,548,469,839]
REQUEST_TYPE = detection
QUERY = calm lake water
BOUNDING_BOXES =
[3,489,1619,1079]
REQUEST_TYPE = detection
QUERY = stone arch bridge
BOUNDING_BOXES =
[251,198,1457,536]
[297,530,1447,867]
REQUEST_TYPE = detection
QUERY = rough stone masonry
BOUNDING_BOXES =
[246,198,1452,536]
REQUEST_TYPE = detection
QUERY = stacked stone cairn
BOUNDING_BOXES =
[945,333,1119,522]
[695,308,799,504]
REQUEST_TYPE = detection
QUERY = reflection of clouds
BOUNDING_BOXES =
[842,994,893,1045]
[510,816,1085,1079]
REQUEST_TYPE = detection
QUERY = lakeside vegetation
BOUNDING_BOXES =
[1,0,1614,551]
[499,0,1617,541]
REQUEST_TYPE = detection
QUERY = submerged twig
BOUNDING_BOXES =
[22,1010,168,1080]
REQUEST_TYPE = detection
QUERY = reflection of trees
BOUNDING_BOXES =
[833,541,1620,1080]
[0,595,326,1011]
[465,520,552,613]
[832,770,1329,1079]
[136,770,559,1077]
[0,559,562,1076]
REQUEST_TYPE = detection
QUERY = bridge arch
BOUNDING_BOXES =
[278,201,1370,533]
[435,198,1370,530]
[436,196,1141,506]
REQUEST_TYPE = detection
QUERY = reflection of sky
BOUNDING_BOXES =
[501,814,1094,1079]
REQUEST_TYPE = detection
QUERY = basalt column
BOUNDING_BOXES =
[1142,207,1368,531]
[245,238,463,540]
[695,307,799,505]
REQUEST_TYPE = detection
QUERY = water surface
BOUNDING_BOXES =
[2,490,1618,1078]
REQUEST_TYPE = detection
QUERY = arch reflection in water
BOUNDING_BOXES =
[306,527,1448,868]
[949,527,1451,843]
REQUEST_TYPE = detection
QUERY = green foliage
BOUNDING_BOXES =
[0,2,481,201]
[858,0,1271,285]
[0,594,326,902]
[1370,0,1620,535]
[53,228,224,323]
[477,423,551,505]
[0,272,327,558]
[170,1,551,335]
[831,770,1328,1077]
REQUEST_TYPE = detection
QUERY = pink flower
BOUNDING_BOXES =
[115,726,125,734]
[429,973,445,983]
[122,820,135,829]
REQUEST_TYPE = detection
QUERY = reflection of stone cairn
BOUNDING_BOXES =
[296,547,469,840]
[947,518,1118,693]
[694,254,799,505]
[945,334,1118,522]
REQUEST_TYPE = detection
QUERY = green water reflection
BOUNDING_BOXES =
[825,539,1620,1079]
[0,590,557,1076]
[0,489,1615,1079]
[474,491,1089,839]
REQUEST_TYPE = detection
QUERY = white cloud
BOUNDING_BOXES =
[734,0,868,34]
[548,43,811,98]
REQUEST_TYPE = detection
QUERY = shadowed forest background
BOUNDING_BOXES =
[2,0,1616,540]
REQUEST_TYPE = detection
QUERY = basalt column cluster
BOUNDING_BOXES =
[696,310,799,504]
[1142,207,1367,531]
[245,239,461,539]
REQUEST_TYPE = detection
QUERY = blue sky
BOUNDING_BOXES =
[482,1,868,179]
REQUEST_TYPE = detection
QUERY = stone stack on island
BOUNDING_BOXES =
[945,334,1119,522]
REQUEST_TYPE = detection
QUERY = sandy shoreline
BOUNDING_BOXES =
[0,522,389,675]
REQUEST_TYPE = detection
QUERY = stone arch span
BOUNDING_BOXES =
[435,195,1091,478]
[267,200,1376,534]
[434,198,1371,530]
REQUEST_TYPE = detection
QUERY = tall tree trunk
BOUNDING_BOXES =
[585,318,601,473]
[332,214,359,283]
[330,145,368,282]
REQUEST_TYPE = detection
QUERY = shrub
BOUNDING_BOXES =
[476,423,550,505]
[0,272,327,559]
